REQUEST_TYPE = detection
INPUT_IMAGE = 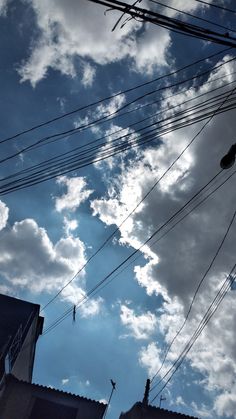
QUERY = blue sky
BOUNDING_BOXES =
[0,0,236,418]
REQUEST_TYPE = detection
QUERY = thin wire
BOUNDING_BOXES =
[193,0,236,15]
[1,92,236,196]
[150,205,236,387]
[3,74,236,191]
[40,87,235,311]
[46,170,231,323]
[28,70,236,152]
[0,48,230,145]
[149,0,236,33]
[88,0,236,48]
[2,73,236,190]
[42,168,224,335]
[1,54,235,166]
[150,264,236,402]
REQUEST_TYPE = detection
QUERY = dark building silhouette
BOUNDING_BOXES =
[0,293,43,384]
[0,374,106,419]
[119,401,199,419]
[0,294,107,419]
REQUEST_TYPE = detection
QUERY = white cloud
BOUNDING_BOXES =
[61,378,69,385]
[214,392,236,418]
[55,176,93,212]
[16,0,209,86]
[90,55,236,417]
[0,200,9,231]
[79,296,104,319]
[0,218,86,294]
[120,304,157,339]
[81,62,96,87]
[176,396,186,406]
[63,217,78,236]
[139,342,165,377]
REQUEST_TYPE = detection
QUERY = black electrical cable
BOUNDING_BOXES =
[42,169,224,332]
[42,86,236,332]
[1,99,236,197]
[1,99,236,196]
[150,264,236,402]
[42,168,236,336]
[88,0,236,48]
[1,54,235,166]
[149,0,236,34]
[28,70,236,153]
[1,48,230,145]
[193,0,236,15]
[150,205,236,388]
[41,92,232,312]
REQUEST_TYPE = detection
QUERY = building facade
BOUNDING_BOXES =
[0,293,43,384]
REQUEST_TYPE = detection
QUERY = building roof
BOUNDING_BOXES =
[6,374,106,407]
[120,402,199,419]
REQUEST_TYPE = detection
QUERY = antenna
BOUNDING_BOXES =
[159,395,166,408]
[103,379,116,418]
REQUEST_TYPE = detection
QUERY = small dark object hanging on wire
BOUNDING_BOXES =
[73,305,76,323]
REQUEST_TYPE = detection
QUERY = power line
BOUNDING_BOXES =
[41,88,231,311]
[50,170,232,324]
[3,80,236,181]
[193,0,236,15]
[148,0,236,34]
[1,81,236,197]
[150,263,236,402]
[87,0,236,48]
[28,69,236,153]
[42,167,226,335]
[1,54,235,166]
[1,48,230,146]
[150,205,236,388]
[1,95,235,196]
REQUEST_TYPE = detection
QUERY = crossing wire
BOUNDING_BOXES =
[29,85,236,314]
[42,85,236,332]
[150,263,236,402]
[150,205,236,388]
[193,0,236,15]
[87,0,236,48]
[148,0,236,34]
[1,93,236,196]
[42,167,236,335]
[0,48,230,146]
[1,54,235,167]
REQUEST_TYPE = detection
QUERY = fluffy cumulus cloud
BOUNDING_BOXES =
[15,0,210,86]
[120,304,157,339]
[0,218,86,293]
[90,56,236,417]
[55,176,93,212]
[0,214,103,317]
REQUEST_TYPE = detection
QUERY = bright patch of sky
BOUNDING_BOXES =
[0,1,236,418]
